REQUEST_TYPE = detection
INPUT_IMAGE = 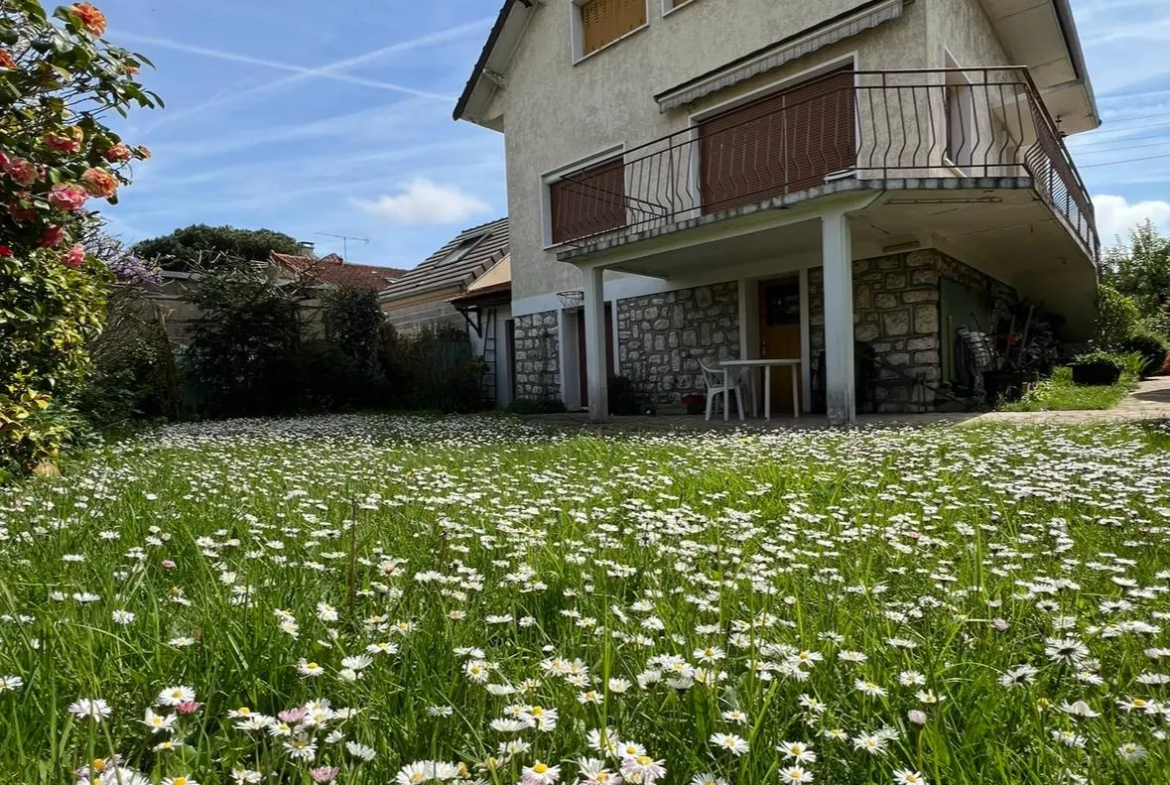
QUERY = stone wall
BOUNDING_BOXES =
[617,281,739,405]
[513,311,560,401]
[808,249,1015,413]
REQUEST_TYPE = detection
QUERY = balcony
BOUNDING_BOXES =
[551,67,1098,264]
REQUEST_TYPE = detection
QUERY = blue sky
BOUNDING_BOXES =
[98,0,1170,268]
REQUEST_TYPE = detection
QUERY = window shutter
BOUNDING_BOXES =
[581,0,643,55]
[699,66,856,213]
[550,158,626,244]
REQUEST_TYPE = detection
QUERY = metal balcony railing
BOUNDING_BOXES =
[553,68,1098,260]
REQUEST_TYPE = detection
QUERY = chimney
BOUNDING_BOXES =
[297,241,316,258]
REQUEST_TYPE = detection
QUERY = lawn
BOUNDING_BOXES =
[1000,367,1139,412]
[2,416,1170,785]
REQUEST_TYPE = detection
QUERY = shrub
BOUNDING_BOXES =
[291,341,371,412]
[322,288,384,383]
[1,250,109,473]
[608,375,645,416]
[184,261,302,417]
[1095,284,1139,351]
[379,324,486,413]
[1120,331,1169,377]
[506,399,568,416]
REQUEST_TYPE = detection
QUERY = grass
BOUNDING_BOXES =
[999,366,1139,412]
[2,415,1170,785]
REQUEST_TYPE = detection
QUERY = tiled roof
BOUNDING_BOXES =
[382,217,509,302]
[271,252,406,291]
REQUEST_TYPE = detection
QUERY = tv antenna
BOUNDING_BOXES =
[317,232,370,261]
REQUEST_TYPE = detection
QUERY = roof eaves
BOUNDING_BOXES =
[453,0,522,124]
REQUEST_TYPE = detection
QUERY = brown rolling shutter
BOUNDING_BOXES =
[550,158,627,244]
[582,0,645,55]
[784,67,856,193]
[699,65,856,214]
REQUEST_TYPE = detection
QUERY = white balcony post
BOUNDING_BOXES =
[822,212,856,426]
[583,266,609,421]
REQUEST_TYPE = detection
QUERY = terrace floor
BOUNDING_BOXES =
[524,376,1170,433]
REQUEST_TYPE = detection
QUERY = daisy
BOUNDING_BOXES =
[142,708,178,734]
[778,766,813,783]
[1044,638,1090,666]
[722,709,748,724]
[854,679,888,697]
[346,741,377,761]
[710,733,749,756]
[112,609,135,625]
[619,755,666,784]
[342,654,374,671]
[157,686,196,707]
[852,733,889,755]
[893,770,928,785]
[284,736,318,760]
[522,762,561,785]
[161,777,198,785]
[778,741,817,763]
[68,698,112,722]
[297,660,326,677]
[1117,743,1147,761]
[689,774,726,785]
[0,676,23,692]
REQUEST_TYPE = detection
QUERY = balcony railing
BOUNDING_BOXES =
[553,68,1098,259]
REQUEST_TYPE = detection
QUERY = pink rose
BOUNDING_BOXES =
[44,127,84,154]
[161,559,175,569]
[62,244,85,268]
[48,184,89,211]
[3,158,38,186]
[102,143,131,163]
[38,226,66,247]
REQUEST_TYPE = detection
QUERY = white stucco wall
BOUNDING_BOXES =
[925,0,1010,69]
[498,1,940,301]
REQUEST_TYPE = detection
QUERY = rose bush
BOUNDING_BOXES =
[0,0,159,475]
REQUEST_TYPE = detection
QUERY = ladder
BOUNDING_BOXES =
[480,308,498,407]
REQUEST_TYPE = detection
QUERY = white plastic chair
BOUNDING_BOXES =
[700,360,745,422]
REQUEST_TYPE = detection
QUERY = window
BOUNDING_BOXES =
[548,158,627,244]
[577,0,646,58]
[438,235,483,267]
[943,59,975,173]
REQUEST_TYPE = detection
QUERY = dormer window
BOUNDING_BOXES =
[573,0,648,61]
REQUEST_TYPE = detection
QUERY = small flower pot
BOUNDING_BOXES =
[983,371,1030,406]
[681,394,705,415]
[1071,362,1121,387]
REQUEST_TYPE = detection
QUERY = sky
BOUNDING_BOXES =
[95,0,1170,269]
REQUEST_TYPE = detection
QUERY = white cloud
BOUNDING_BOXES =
[1093,194,1170,243]
[352,179,490,225]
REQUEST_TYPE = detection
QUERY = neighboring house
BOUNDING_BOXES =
[454,0,1101,423]
[381,218,513,406]
[271,251,407,291]
[143,249,406,341]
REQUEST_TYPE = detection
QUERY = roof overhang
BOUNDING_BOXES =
[454,0,536,131]
[979,0,1099,135]
[655,0,906,111]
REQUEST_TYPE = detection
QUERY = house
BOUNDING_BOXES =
[381,217,514,406]
[454,0,1101,424]
[270,250,407,291]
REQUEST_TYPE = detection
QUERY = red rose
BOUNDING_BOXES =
[62,244,85,268]
[0,245,12,257]
[48,184,89,211]
[38,226,66,248]
[3,158,37,186]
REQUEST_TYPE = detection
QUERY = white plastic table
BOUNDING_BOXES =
[720,359,802,422]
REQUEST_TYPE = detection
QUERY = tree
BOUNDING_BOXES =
[133,224,304,270]
[1,1,159,473]
[1101,220,1170,314]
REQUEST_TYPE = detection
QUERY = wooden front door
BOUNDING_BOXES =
[577,305,614,407]
[759,277,802,413]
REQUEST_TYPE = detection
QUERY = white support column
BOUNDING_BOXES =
[557,308,581,412]
[798,266,812,412]
[822,212,856,426]
[583,265,609,421]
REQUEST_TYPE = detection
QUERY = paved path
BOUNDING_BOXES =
[524,377,1170,432]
